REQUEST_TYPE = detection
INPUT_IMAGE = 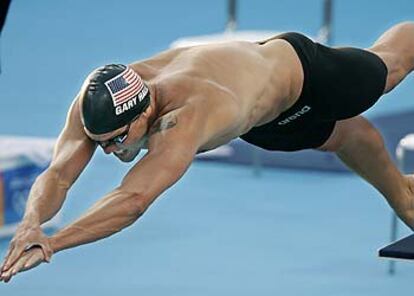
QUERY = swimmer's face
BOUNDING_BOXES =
[85,109,151,163]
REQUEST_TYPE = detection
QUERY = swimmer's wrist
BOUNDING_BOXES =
[22,212,41,227]
[48,227,82,253]
[48,235,63,254]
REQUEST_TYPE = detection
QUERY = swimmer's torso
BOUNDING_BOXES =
[129,38,304,151]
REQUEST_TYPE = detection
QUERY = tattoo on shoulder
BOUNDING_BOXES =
[149,115,178,135]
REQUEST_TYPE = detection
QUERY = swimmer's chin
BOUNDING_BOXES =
[114,151,139,163]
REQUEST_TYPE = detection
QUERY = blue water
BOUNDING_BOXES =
[0,0,413,295]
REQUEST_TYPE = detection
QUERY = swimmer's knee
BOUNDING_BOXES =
[339,117,385,154]
[373,51,411,93]
[355,121,384,150]
[369,22,414,93]
[317,117,384,153]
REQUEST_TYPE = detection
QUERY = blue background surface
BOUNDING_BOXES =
[0,0,413,295]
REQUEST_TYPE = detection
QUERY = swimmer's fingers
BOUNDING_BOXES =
[20,247,44,272]
[0,248,44,283]
[0,268,13,283]
[0,250,27,283]
[7,254,28,281]
[2,228,52,273]
[0,254,20,283]
[0,243,15,272]
[1,241,25,274]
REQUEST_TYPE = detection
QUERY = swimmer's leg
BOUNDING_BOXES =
[367,21,414,93]
[317,116,414,230]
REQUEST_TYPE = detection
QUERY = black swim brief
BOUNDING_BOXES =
[240,32,388,151]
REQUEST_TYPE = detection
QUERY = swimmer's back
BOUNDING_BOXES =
[131,39,304,136]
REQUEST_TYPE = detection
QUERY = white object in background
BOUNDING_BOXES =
[0,136,55,170]
[0,136,60,238]
[170,30,319,49]
[171,30,281,48]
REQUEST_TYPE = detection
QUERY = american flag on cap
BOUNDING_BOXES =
[104,67,145,107]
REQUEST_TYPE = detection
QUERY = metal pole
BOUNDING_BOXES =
[388,214,398,275]
[388,143,404,275]
[226,0,237,32]
[318,0,334,45]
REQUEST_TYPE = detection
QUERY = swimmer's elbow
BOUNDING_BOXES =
[116,188,150,218]
[129,193,150,218]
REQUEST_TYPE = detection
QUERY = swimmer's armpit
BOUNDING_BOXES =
[149,114,178,136]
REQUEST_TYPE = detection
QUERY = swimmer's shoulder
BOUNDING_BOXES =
[131,46,194,71]
[68,95,82,123]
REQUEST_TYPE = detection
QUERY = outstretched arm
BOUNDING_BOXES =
[0,89,238,281]
[49,109,201,253]
[24,99,96,225]
[0,98,96,281]
[43,89,241,253]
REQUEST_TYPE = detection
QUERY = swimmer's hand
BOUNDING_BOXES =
[0,247,46,283]
[0,222,53,283]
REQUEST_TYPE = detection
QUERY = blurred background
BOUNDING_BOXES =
[0,0,413,295]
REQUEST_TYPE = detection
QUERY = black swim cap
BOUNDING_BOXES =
[80,64,151,134]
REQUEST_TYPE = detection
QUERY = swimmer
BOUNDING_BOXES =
[2,21,414,282]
